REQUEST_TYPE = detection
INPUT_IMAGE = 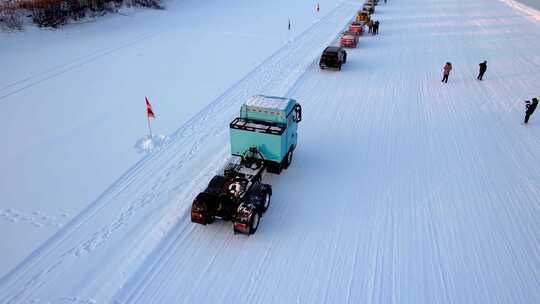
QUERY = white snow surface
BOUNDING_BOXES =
[503,0,540,20]
[134,134,169,154]
[0,0,342,277]
[1,0,540,303]
[515,0,540,11]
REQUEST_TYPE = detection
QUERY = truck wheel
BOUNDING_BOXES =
[249,212,260,234]
[261,191,271,213]
[283,150,293,169]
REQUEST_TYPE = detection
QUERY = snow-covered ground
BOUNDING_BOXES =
[2,0,540,303]
[0,0,344,277]
[516,0,540,10]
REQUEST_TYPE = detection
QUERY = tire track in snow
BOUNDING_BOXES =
[499,0,540,22]
[0,209,68,228]
[0,32,159,102]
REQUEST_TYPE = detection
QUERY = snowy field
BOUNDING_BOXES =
[0,0,344,277]
[516,0,540,10]
[1,0,540,303]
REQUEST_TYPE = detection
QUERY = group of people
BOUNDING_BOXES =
[441,61,538,124]
[441,60,487,83]
[367,20,380,35]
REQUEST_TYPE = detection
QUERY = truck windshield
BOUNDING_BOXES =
[230,118,286,135]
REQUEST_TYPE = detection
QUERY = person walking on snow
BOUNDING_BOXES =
[367,20,373,34]
[477,60,487,80]
[442,62,452,83]
[524,98,538,124]
[373,20,380,35]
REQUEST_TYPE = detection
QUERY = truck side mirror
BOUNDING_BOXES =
[294,104,302,123]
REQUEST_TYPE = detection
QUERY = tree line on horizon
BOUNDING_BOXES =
[0,0,163,29]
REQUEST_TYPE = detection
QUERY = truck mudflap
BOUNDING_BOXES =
[191,210,207,225]
[233,203,259,235]
[191,192,217,225]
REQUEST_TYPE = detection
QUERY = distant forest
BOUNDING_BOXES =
[0,0,163,30]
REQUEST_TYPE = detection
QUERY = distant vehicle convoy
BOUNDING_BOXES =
[192,0,380,236]
[321,0,380,71]
[191,95,302,235]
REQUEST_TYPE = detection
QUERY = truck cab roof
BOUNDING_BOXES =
[323,46,341,54]
[245,95,294,111]
[241,95,297,124]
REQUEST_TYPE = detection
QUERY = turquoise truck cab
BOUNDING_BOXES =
[229,95,302,174]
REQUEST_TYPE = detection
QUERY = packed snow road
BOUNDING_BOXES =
[2,0,540,303]
[116,1,540,303]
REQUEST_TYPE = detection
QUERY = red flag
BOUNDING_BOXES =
[145,97,155,119]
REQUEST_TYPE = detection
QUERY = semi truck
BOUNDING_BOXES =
[191,95,302,235]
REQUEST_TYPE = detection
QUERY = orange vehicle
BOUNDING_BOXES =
[348,22,364,35]
[356,11,370,22]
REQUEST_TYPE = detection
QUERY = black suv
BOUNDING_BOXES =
[319,46,347,71]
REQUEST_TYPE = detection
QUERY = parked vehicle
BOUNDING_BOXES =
[348,22,365,35]
[356,10,370,22]
[230,95,301,174]
[340,33,359,48]
[363,3,375,14]
[191,95,302,235]
[319,46,347,70]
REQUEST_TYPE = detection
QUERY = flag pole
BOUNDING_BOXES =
[287,18,291,43]
[147,115,153,139]
[145,96,155,140]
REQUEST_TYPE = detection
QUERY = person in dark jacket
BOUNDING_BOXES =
[524,98,538,124]
[477,60,487,80]
[373,20,380,35]
[442,62,452,83]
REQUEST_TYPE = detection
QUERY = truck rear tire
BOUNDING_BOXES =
[261,191,271,213]
[191,197,214,225]
[233,209,260,235]
[249,212,260,234]
[283,149,293,169]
